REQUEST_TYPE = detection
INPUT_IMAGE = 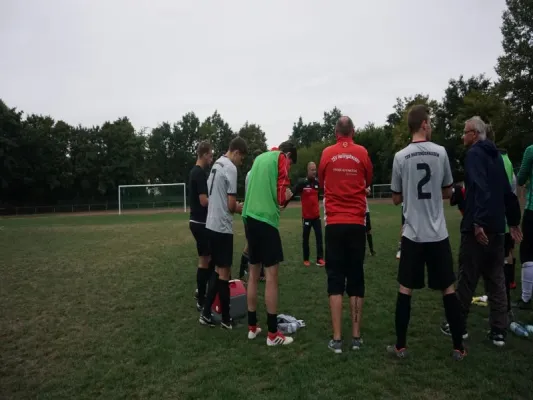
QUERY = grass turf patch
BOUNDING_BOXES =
[1,204,532,399]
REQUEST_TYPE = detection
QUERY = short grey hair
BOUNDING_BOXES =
[466,116,487,140]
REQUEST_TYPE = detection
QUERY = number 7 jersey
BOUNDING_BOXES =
[391,141,453,243]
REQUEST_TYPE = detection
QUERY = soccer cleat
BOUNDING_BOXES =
[221,319,236,330]
[196,302,203,312]
[266,331,294,346]
[303,261,311,267]
[194,289,199,300]
[487,330,506,347]
[316,259,326,267]
[328,339,343,354]
[386,345,408,358]
[395,250,401,260]
[512,299,532,310]
[199,314,215,327]
[248,326,262,339]
[351,337,363,350]
[452,349,467,361]
[440,322,469,339]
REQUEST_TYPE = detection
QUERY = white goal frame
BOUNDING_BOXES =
[118,183,186,215]
[372,184,392,198]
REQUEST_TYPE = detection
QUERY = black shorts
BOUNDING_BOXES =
[325,224,366,297]
[208,229,233,268]
[189,222,210,257]
[504,233,515,257]
[520,209,533,264]
[401,205,405,225]
[365,212,372,232]
[398,236,455,290]
[245,217,283,267]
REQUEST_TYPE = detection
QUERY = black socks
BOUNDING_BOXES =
[367,233,374,253]
[196,268,211,305]
[219,279,230,323]
[202,272,219,317]
[395,292,411,349]
[267,313,278,334]
[248,311,257,327]
[239,253,249,279]
[443,293,464,351]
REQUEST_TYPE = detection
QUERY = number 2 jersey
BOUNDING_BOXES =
[391,141,453,243]
[206,156,238,234]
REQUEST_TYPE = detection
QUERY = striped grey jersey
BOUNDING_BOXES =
[391,141,453,243]
[206,156,238,234]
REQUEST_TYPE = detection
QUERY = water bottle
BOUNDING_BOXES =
[525,325,533,335]
[510,322,529,337]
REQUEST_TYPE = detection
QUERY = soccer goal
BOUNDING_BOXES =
[372,184,393,198]
[118,183,186,215]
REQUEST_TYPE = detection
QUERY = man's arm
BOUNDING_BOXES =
[226,166,239,214]
[277,153,291,206]
[465,150,490,228]
[318,149,328,191]
[390,154,402,205]
[441,152,454,200]
[517,146,533,186]
[196,170,209,207]
[500,159,521,227]
[283,179,305,207]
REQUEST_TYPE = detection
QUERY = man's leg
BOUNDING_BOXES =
[454,233,481,332]
[346,225,366,349]
[239,242,249,280]
[365,213,375,256]
[302,220,312,265]
[387,237,422,358]
[503,234,514,316]
[246,263,262,338]
[515,210,533,309]
[312,218,325,265]
[325,225,346,353]
[482,234,508,345]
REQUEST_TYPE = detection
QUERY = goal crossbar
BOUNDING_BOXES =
[118,183,186,215]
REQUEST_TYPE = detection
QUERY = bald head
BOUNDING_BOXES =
[335,116,355,137]
[307,161,317,179]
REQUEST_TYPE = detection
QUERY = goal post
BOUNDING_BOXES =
[118,183,186,215]
[372,184,392,198]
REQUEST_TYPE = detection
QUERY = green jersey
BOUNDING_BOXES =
[517,144,533,211]
[501,152,515,233]
[242,151,283,229]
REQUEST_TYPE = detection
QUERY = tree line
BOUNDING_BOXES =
[1,0,531,212]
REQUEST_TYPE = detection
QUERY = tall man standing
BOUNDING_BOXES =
[199,137,248,329]
[188,141,214,311]
[243,141,297,346]
[386,105,465,360]
[290,161,325,267]
[318,116,373,354]
[514,143,533,309]
[456,116,521,347]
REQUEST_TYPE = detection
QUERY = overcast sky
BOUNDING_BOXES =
[1,0,506,147]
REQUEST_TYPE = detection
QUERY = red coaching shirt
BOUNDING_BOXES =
[318,136,373,226]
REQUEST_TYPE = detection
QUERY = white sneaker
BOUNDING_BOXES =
[248,327,262,340]
[267,331,294,346]
[396,250,401,260]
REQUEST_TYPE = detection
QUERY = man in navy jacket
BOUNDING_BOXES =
[455,116,522,347]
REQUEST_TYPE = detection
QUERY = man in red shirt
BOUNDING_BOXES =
[318,116,373,354]
[289,161,325,267]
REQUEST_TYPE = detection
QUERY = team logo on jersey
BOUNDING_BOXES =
[342,142,348,148]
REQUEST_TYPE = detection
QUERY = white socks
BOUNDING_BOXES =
[521,262,533,303]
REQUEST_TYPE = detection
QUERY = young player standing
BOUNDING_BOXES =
[188,141,214,311]
[319,116,373,353]
[289,161,325,267]
[199,137,247,329]
[242,141,297,346]
[387,105,466,361]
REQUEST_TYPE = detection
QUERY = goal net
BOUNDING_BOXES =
[372,184,393,198]
[118,183,186,215]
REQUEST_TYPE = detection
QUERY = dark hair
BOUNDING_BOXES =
[335,116,355,136]
[407,105,430,134]
[279,141,297,164]
[229,136,248,154]
[196,141,212,158]
[252,149,263,161]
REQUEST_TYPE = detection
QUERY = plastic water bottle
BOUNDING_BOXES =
[525,325,533,335]
[510,322,529,337]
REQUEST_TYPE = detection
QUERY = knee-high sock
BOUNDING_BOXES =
[196,268,211,304]
[395,293,411,349]
[522,262,533,302]
[443,293,465,351]
[202,272,219,317]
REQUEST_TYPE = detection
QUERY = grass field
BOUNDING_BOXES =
[2,203,533,400]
